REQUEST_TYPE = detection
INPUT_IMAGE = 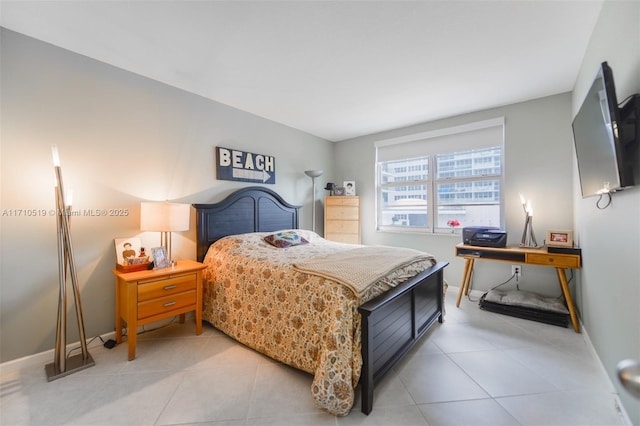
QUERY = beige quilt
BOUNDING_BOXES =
[201,230,436,416]
[293,246,434,297]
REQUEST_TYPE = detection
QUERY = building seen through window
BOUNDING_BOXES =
[378,147,502,231]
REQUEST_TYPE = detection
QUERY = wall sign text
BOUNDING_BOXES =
[215,147,276,184]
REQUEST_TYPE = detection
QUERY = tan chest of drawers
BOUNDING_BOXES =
[112,259,205,360]
[324,196,361,244]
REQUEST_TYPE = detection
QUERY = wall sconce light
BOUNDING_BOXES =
[519,194,538,248]
[140,201,190,263]
[304,170,323,233]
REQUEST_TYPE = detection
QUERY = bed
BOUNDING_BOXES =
[193,186,448,416]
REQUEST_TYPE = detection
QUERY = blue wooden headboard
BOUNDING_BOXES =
[193,186,301,262]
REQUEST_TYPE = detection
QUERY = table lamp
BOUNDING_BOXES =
[140,201,190,263]
[519,194,538,248]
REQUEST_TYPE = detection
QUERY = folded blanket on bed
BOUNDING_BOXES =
[293,246,435,297]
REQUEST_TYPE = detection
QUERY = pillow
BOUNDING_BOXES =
[264,231,309,248]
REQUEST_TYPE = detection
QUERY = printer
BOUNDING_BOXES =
[462,226,507,248]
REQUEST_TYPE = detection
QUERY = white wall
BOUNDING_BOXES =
[571,1,640,423]
[0,28,333,362]
[334,93,576,296]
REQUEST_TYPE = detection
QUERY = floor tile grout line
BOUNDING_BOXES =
[152,369,186,426]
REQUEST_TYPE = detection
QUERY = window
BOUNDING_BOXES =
[376,118,504,233]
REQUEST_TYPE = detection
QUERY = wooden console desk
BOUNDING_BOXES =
[455,244,582,332]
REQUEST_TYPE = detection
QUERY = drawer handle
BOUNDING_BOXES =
[163,285,177,290]
[163,301,177,307]
[548,258,555,263]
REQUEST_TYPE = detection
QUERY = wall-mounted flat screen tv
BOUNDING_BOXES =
[572,61,638,198]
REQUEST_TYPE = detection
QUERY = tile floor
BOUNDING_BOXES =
[0,291,629,425]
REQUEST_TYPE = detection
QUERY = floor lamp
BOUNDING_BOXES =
[46,146,94,381]
[305,170,323,233]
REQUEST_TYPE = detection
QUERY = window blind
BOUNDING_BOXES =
[376,118,504,163]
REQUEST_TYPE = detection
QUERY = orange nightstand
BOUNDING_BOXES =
[112,259,205,360]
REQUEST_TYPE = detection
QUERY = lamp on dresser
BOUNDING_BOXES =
[304,169,323,232]
[140,201,190,264]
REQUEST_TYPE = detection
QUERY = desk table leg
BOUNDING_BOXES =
[556,267,580,333]
[456,258,474,307]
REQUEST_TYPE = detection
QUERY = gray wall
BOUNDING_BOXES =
[0,28,333,362]
[571,1,640,423]
[333,93,576,296]
[333,2,640,422]
[2,2,639,420]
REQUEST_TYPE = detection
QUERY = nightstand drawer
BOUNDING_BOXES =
[138,273,196,302]
[527,253,580,268]
[138,290,196,320]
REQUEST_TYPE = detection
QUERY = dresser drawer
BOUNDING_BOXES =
[326,220,360,234]
[527,253,580,268]
[324,196,360,244]
[138,290,196,320]
[326,196,359,207]
[325,206,359,221]
[325,233,360,244]
[138,273,196,302]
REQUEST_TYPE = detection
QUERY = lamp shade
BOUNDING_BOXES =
[305,170,323,178]
[140,202,190,232]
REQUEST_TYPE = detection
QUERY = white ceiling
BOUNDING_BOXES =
[1,1,603,141]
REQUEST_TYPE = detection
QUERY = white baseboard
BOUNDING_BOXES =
[0,315,189,375]
[0,331,116,375]
[580,325,632,425]
[446,285,485,302]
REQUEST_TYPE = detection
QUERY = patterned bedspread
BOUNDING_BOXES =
[201,230,435,416]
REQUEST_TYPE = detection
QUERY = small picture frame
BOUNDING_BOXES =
[343,180,356,196]
[546,230,574,247]
[151,246,170,269]
[333,186,345,196]
[114,238,143,265]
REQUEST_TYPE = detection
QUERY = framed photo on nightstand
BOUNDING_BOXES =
[115,238,143,265]
[151,246,169,269]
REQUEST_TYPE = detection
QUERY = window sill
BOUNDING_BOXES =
[377,226,461,237]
